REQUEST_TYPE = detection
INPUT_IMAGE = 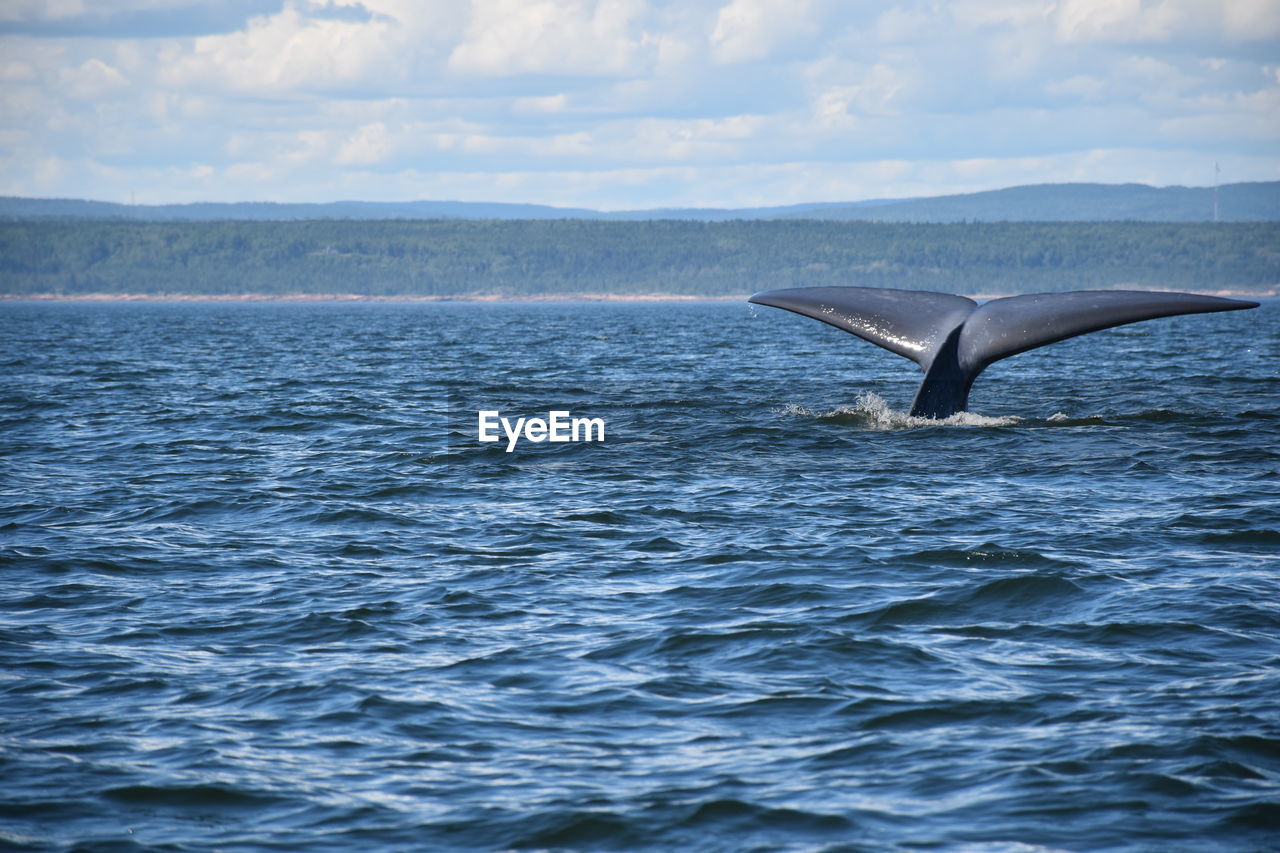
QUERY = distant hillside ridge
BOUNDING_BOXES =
[796,182,1280,223]
[1,181,1276,223]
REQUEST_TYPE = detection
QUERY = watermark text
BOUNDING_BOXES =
[478,410,605,452]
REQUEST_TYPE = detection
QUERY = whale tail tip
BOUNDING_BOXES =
[749,286,1259,419]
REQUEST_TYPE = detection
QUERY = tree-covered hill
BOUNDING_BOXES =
[1,219,1275,297]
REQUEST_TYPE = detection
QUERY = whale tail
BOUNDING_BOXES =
[748,287,1259,419]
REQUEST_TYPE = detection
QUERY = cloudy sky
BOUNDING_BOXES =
[1,0,1277,209]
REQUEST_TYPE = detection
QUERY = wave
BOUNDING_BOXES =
[4,300,1276,853]
[778,392,1021,429]
[780,392,1258,430]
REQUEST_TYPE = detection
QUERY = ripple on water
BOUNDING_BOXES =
[1,300,1277,852]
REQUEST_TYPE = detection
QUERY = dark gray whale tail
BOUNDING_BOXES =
[749,287,1259,419]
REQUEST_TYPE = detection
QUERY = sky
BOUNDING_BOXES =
[1,0,1278,210]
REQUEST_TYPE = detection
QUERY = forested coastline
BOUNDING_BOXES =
[2,219,1276,297]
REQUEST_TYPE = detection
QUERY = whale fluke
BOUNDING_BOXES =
[749,287,1259,419]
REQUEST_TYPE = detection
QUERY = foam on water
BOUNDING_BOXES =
[779,391,1023,429]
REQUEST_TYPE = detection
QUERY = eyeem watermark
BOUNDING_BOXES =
[478,410,605,452]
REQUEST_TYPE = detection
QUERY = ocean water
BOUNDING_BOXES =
[1,298,1278,852]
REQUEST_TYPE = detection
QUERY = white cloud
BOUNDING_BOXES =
[811,63,906,124]
[59,58,130,99]
[1223,0,1280,40]
[1054,0,1280,44]
[0,61,38,82]
[165,6,390,93]
[1046,74,1106,101]
[949,1,1054,31]
[872,5,936,43]
[0,0,1277,206]
[710,0,817,64]
[154,1,466,95]
[448,0,656,77]
[334,121,391,165]
[513,93,571,115]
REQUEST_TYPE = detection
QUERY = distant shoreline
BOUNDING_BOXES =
[0,292,744,303]
[3,289,1274,303]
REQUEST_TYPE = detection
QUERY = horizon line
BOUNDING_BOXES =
[3,179,1275,213]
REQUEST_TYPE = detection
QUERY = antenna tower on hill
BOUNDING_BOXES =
[1213,162,1220,222]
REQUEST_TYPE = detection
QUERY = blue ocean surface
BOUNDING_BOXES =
[2,298,1278,852]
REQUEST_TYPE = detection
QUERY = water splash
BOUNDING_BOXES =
[779,391,1021,430]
